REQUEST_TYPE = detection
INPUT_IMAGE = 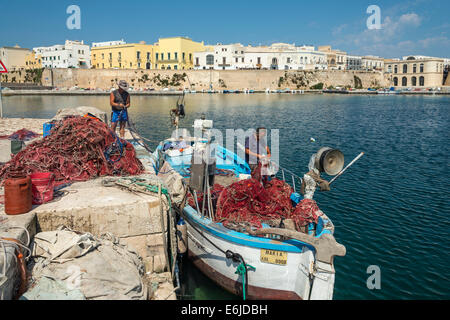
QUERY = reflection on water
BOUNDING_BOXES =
[4,93,450,300]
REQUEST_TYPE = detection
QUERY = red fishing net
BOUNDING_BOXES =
[8,129,40,141]
[211,178,323,231]
[0,116,144,186]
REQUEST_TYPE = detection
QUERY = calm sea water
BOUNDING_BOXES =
[3,93,449,300]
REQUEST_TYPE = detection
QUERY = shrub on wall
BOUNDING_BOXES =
[310,82,324,90]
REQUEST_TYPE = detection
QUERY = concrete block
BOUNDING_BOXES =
[143,257,154,274]
[31,179,167,238]
[153,281,176,300]
[153,254,167,273]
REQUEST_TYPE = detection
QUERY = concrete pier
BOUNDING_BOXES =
[0,117,176,300]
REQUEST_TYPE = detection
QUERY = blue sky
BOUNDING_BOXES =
[1,0,449,58]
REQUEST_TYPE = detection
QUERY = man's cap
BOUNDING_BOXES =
[118,80,129,91]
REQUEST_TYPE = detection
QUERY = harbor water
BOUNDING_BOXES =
[2,93,449,300]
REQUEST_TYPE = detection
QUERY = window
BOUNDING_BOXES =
[287,57,291,64]
[403,64,408,73]
[182,52,185,60]
[394,65,398,73]
[412,76,417,86]
[156,53,159,60]
[402,77,407,86]
[413,64,417,73]
[419,76,425,86]
[420,63,424,73]
[196,57,199,65]
[174,65,177,70]
[235,57,238,63]
[242,58,244,63]
[130,62,132,67]
[175,52,178,60]
[206,55,214,65]
[393,77,398,86]
[137,51,141,59]
[161,53,164,60]
[168,53,171,60]
[147,52,151,60]
[189,53,192,62]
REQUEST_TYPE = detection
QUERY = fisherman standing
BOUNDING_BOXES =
[110,80,130,138]
[245,127,271,182]
[301,153,331,199]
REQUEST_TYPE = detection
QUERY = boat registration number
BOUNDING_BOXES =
[260,249,288,265]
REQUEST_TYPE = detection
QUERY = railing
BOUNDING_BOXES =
[272,162,303,193]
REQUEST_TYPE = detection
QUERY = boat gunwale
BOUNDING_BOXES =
[183,204,318,254]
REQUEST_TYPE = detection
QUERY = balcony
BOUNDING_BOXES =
[156,58,179,63]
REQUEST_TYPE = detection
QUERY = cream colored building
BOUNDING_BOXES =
[318,46,347,70]
[153,37,208,70]
[0,45,31,71]
[384,57,445,87]
[91,41,153,69]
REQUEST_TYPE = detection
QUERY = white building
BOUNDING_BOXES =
[346,55,362,70]
[34,40,91,69]
[92,40,126,48]
[194,43,327,71]
[361,56,384,71]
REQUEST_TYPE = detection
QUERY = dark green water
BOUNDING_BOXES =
[3,93,449,299]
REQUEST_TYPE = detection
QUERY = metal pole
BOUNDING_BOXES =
[329,152,365,185]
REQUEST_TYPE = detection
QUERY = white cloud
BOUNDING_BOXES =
[329,12,443,57]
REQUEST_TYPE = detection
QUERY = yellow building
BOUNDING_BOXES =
[25,51,42,69]
[153,37,208,70]
[91,41,153,69]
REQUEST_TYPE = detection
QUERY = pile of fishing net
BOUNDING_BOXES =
[214,178,323,231]
[0,116,144,185]
[8,129,40,141]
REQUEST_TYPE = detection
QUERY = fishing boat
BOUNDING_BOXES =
[153,119,347,300]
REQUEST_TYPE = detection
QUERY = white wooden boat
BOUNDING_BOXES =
[154,124,346,300]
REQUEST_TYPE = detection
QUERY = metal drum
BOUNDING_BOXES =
[315,147,345,176]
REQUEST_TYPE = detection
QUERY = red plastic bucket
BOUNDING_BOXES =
[30,172,55,205]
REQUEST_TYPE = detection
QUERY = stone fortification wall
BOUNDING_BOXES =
[41,68,388,91]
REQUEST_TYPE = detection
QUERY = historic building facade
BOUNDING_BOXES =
[384,57,445,87]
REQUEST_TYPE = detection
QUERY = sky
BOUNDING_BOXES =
[1,0,449,59]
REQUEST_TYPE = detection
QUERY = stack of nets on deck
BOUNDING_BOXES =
[213,178,323,232]
[0,116,144,185]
